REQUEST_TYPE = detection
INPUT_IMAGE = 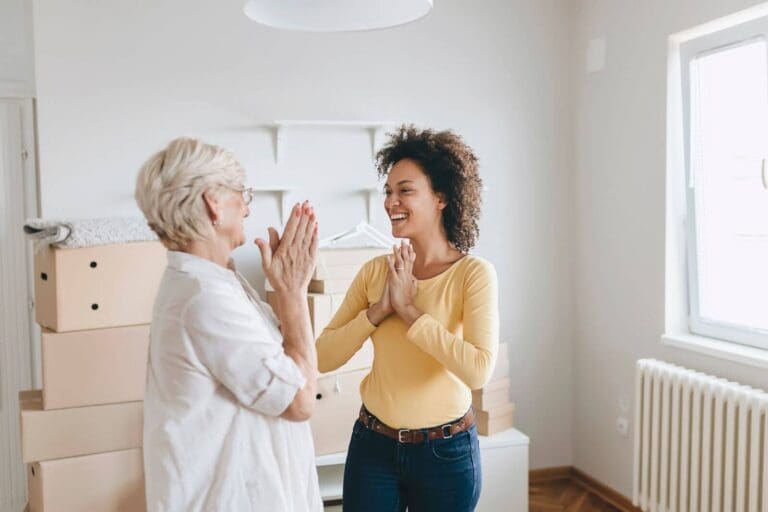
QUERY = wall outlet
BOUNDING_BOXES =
[619,396,629,413]
[617,416,629,437]
[586,37,606,73]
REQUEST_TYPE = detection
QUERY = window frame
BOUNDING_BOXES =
[679,17,768,350]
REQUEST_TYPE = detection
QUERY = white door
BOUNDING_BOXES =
[0,98,38,512]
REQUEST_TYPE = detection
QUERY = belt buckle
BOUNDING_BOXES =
[398,429,410,443]
[441,424,453,439]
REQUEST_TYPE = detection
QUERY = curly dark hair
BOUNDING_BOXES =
[375,124,483,253]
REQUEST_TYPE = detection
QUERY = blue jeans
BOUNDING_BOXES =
[342,418,482,511]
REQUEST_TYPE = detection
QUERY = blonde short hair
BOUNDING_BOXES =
[135,137,245,250]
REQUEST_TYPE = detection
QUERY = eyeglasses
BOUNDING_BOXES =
[238,187,255,206]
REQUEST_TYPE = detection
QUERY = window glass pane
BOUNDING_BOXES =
[690,39,768,332]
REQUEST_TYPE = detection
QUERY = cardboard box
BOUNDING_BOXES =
[41,325,149,409]
[313,262,364,281]
[472,377,510,411]
[308,279,354,294]
[28,449,145,512]
[489,343,509,382]
[329,294,346,315]
[475,403,515,436]
[34,242,166,332]
[19,391,142,462]
[318,247,388,267]
[310,368,368,455]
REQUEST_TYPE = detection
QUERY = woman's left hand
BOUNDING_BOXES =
[386,242,420,323]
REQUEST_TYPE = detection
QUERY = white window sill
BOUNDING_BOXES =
[661,332,768,369]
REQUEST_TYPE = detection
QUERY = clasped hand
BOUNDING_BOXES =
[368,241,420,326]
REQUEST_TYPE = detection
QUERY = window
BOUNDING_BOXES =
[680,18,768,350]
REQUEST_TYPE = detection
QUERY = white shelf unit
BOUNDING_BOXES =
[269,120,395,163]
[251,186,294,225]
[315,427,530,511]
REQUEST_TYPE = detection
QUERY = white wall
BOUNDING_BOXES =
[0,0,35,97]
[572,0,768,497]
[32,0,575,469]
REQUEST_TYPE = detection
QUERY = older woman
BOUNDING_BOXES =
[135,137,322,511]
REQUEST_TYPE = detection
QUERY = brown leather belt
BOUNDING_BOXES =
[358,405,475,444]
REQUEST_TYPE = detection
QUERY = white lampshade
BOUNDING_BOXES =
[243,0,433,32]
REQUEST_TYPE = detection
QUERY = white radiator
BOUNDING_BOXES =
[633,359,768,512]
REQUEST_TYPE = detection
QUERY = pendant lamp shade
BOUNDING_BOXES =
[243,0,433,32]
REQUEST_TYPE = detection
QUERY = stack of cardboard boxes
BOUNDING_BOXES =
[18,240,511,510]
[472,342,515,435]
[266,247,387,455]
[20,242,166,512]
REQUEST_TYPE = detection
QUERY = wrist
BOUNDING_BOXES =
[367,302,390,326]
[274,289,305,302]
[397,304,422,327]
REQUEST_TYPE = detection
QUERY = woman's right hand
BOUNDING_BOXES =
[366,278,393,326]
[255,202,318,294]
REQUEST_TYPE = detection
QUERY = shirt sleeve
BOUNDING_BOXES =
[183,287,306,416]
[315,258,378,373]
[406,259,500,390]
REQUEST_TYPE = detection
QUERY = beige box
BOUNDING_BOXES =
[28,448,145,512]
[266,292,333,337]
[41,325,149,410]
[475,403,515,436]
[318,247,388,267]
[313,262,364,281]
[310,368,368,456]
[34,242,166,332]
[308,279,354,294]
[472,377,510,411]
[19,391,142,462]
[329,293,346,315]
[489,343,509,382]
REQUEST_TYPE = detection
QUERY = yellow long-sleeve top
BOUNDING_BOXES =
[316,254,499,429]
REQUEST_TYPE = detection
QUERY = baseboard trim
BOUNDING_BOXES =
[529,465,573,484]
[530,466,642,512]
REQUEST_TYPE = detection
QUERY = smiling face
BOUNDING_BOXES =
[384,158,446,240]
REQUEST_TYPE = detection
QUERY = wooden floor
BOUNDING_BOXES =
[530,479,622,512]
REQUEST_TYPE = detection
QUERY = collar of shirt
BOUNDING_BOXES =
[167,250,236,282]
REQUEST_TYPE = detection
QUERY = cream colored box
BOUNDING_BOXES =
[489,343,509,382]
[310,368,368,456]
[318,247,388,267]
[329,293,347,315]
[34,241,166,332]
[308,279,354,294]
[476,403,515,436]
[28,448,145,512]
[307,293,333,334]
[41,325,150,410]
[313,262,364,281]
[19,391,142,462]
[472,377,510,411]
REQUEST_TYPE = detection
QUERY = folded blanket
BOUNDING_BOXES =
[24,217,158,249]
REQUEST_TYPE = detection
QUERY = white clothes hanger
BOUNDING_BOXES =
[319,220,395,248]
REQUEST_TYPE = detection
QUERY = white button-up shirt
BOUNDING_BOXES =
[143,251,322,512]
